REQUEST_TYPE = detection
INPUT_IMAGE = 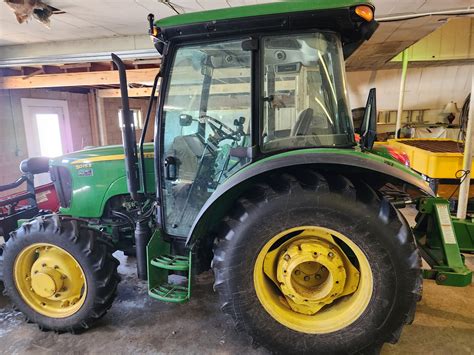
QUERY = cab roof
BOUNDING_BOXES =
[155,0,371,29]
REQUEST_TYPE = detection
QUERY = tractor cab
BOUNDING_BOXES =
[152,2,378,237]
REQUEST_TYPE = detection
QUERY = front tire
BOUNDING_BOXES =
[212,170,421,354]
[3,215,120,332]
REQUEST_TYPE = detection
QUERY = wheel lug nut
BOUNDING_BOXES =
[315,274,321,280]
[295,270,301,275]
[328,252,334,258]
[42,263,47,267]
[284,254,290,261]
[304,276,310,281]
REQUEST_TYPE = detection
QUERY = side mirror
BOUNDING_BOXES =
[179,114,193,127]
[359,88,377,151]
[234,116,245,126]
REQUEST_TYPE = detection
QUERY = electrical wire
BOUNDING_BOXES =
[159,0,180,14]
[8,90,20,157]
[195,0,205,10]
[112,210,135,226]
[377,7,474,22]
[448,169,471,200]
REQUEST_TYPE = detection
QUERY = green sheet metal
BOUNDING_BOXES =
[452,218,474,253]
[147,230,192,303]
[414,197,472,287]
[49,143,155,218]
[156,0,371,28]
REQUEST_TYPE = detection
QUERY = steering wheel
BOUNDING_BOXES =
[202,115,241,142]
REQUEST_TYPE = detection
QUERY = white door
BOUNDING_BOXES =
[21,99,73,186]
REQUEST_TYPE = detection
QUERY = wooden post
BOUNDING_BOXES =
[95,89,108,146]
[395,50,409,138]
[87,91,100,146]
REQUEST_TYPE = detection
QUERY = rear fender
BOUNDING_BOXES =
[186,150,433,247]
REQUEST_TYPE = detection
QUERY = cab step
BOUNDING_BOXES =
[149,283,189,303]
[147,231,192,303]
[150,254,189,271]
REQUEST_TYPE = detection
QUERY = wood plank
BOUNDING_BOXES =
[61,63,92,70]
[98,87,159,98]
[0,68,159,89]
[98,80,295,98]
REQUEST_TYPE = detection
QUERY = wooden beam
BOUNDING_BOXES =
[24,68,44,79]
[168,81,294,96]
[98,80,295,98]
[171,67,249,81]
[98,87,159,98]
[0,68,159,89]
[87,91,100,146]
[60,63,92,70]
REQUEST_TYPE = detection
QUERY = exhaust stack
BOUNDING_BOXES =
[111,53,140,202]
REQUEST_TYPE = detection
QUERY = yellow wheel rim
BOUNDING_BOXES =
[14,243,87,318]
[254,226,373,334]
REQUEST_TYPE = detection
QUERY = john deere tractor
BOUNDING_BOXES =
[2,1,473,353]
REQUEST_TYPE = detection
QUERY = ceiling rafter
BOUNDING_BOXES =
[0,68,159,89]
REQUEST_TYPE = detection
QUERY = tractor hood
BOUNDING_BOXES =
[48,143,155,219]
[51,143,154,166]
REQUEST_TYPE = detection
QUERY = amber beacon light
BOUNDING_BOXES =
[355,5,374,21]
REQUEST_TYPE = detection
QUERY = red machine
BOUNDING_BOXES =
[0,158,59,239]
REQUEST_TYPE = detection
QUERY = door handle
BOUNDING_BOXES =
[164,156,177,180]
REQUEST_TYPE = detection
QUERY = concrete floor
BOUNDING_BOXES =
[1,208,473,354]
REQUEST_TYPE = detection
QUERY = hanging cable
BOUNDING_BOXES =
[159,0,180,14]
[448,169,471,200]
[8,90,20,156]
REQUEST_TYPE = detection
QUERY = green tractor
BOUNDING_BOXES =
[2,1,473,353]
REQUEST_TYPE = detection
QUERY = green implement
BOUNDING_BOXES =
[414,197,472,287]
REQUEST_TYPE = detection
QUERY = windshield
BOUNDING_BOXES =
[261,32,354,151]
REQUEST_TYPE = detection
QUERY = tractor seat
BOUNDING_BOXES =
[291,108,314,136]
[20,157,50,174]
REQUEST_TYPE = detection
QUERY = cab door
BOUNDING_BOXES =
[159,39,252,237]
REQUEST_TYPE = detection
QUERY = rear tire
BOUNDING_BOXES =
[3,215,120,332]
[212,170,421,354]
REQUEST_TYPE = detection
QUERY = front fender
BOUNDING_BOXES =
[186,149,433,246]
